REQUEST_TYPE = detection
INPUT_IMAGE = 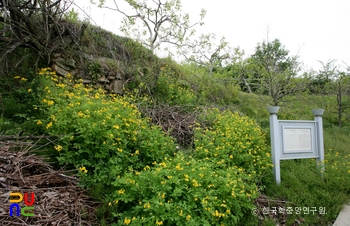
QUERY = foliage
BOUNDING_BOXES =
[193,109,272,180]
[64,8,79,22]
[307,60,335,95]
[247,39,303,105]
[306,60,350,127]
[37,68,176,191]
[0,71,44,133]
[104,109,271,225]
[264,126,350,225]
[87,62,103,81]
[108,152,258,225]
[97,0,206,53]
[250,97,350,225]
[181,33,241,76]
[176,64,241,106]
[154,63,197,105]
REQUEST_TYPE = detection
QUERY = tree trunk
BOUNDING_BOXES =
[243,77,252,93]
[337,81,342,127]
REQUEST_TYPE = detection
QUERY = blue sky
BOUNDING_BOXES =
[73,0,350,71]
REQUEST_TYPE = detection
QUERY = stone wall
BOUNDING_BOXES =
[50,53,125,94]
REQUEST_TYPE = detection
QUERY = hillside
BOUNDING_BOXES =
[1,17,350,226]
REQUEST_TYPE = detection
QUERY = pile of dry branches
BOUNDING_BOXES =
[0,141,99,226]
[140,104,198,148]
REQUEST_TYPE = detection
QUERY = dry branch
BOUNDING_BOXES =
[140,104,197,147]
[0,142,100,225]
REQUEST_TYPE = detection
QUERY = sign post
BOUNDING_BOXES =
[312,109,325,179]
[267,106,281,184]
[267,107,325,184]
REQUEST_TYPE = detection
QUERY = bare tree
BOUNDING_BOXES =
[96,0,206,53]
[181,33,239,76]
[0,0,82,65]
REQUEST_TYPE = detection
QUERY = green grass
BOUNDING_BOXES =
[257,101,350,225]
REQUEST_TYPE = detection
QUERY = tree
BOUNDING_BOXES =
[308,60,336,95]
[97,0,206,53]
[0,0,77,65]
[334,69,350,127]
[314,60,350,127]
[248,39,302,106]
[181,33,240,76]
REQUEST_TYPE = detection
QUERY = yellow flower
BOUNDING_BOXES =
[79,166,88,173]
[124,218,131,225]
[37,120,43,125]
[176,164,183,170]
[20,77,27,81]
[144,202,151,209]
[156,220,163,225]
[54,145,62,152]
[186,215,191,220]
[159,162,167,168]
[179,209,183,216]
[27,89,32,93]
[47,100,54,106]
[14,76,21,79]
[56,83,66,88]
[118,189,125,195]
[192,179,199,187]
[46,121,53,129]
[117,148,123,153]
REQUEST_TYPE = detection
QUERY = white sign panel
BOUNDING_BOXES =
[267,107,325,184]
[284,128,312,152]
[279,122,318,159]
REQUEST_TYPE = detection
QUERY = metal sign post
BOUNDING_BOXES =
[267,107,325,184]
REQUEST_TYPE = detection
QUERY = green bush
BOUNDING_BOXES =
[194,109,272,180]
[108,152,258,226]
[37,68,175,190]
[103,109,272,225]
[155,64,197,105]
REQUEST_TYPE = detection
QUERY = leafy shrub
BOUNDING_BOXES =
[108,152,258,226]
[37,68,175,190]
[105,109,271,225]
[194,109,272,180]
[155,64,197,105]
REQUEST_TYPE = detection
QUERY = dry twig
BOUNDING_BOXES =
[0,142,100,225]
